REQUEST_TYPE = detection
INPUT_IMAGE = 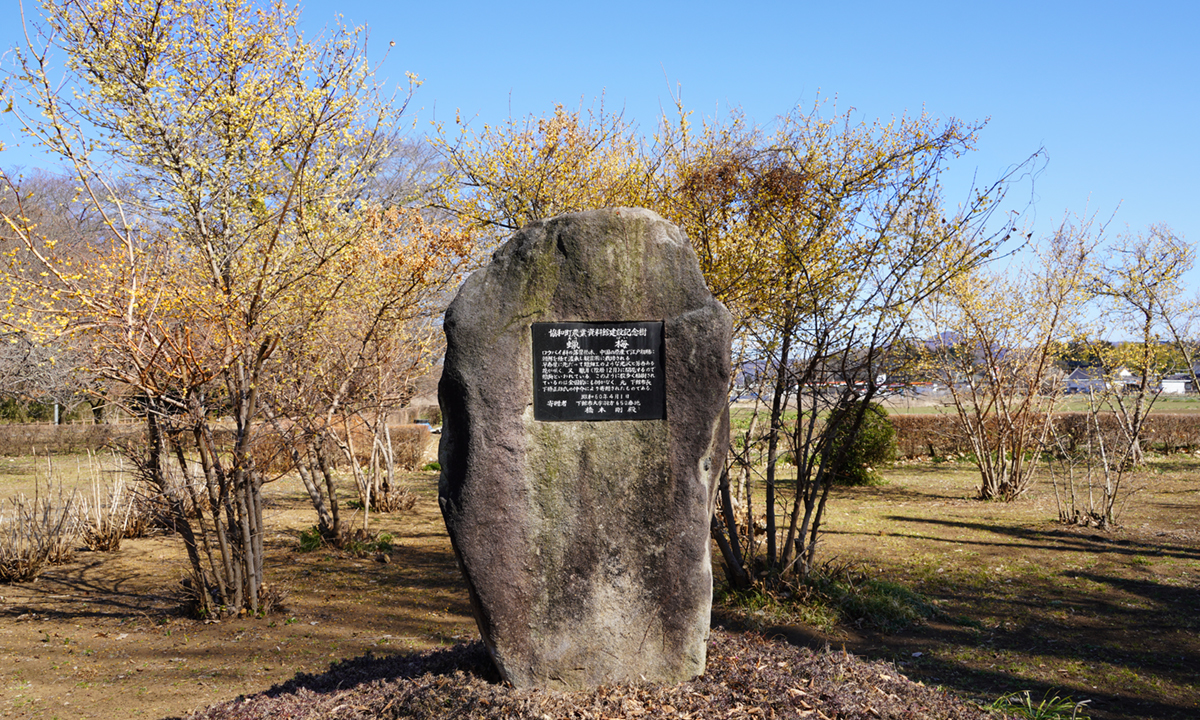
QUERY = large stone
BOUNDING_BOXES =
[438,208,731,689]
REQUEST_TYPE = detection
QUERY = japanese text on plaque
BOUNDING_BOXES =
[532,322,665,421]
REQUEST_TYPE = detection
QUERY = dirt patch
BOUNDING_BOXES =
[0,471,476,719]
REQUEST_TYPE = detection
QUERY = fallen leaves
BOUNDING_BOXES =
[186,630,999,720]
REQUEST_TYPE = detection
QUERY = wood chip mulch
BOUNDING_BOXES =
[184,630,1003,720]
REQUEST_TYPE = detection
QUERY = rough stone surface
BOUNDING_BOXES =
[438,208,731,690]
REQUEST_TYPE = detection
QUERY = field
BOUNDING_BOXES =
[0,450,1197,719]
[881,393,1200,415]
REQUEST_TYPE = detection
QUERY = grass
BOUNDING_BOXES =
[1,447,1198,719]
[297,526,395,556]
[793,454,1200,720]
[0,451,128,498]
[715,452,1199,719]
[719,560,940,634]
[987,689,1093,719]
[881,394,1200,416]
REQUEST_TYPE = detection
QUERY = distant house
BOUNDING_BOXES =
[1112,367,1143,393]
[1160,373,1196,394]
[729,359,769,402]
[1063,367,1107,394]
[1065,366,1164,394]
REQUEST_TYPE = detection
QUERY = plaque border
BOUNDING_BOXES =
[531,321,665,422]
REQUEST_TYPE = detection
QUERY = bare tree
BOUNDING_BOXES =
[1046,390,1141,528]
[1087,224,1194,465]
[1,0,425,616]
[693,107,1039,583]
[920,218,1096,500]
[0,170,107,421]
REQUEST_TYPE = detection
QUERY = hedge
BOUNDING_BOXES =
[0,421,434,467]
[887,411,1200,458]
[0,423,142,456]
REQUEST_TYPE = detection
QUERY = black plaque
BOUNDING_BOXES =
[532,321,665,422]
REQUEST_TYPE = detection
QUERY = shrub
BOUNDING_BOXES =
[120,486,164,538]
[389,424,431,470]
[889,410,1200,460]
[78,476,139,551]
[0,423,142,456]
[828,402,896,486]
[372,485,417,512]
[1142,413,1200,454]
[0,483,79,582]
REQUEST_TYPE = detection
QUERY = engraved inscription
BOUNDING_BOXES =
[532,322,665,421]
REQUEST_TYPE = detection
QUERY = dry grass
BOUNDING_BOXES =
[0,479,78,581]
[77,474,140,552]
[0,465,466,720]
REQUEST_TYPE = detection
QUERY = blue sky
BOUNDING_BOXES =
[4,0,1197,259]
[310,0,1196,252]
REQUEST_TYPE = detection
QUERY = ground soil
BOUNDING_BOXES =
[1,471,476,719]
[0,454,1197,719]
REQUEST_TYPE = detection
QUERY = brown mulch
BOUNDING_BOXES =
[183,629,1004,720]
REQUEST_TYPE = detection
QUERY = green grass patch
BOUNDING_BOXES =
[986,690,1092,719]
[803,570,939,632]
[297,527,393,556]
[717,585,842,630]
[718,562,939,633]
[298,526,324,552]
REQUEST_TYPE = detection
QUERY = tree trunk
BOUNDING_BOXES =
[764,330,794,569]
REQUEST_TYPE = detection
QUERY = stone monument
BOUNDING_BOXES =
[438,208,731,689]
